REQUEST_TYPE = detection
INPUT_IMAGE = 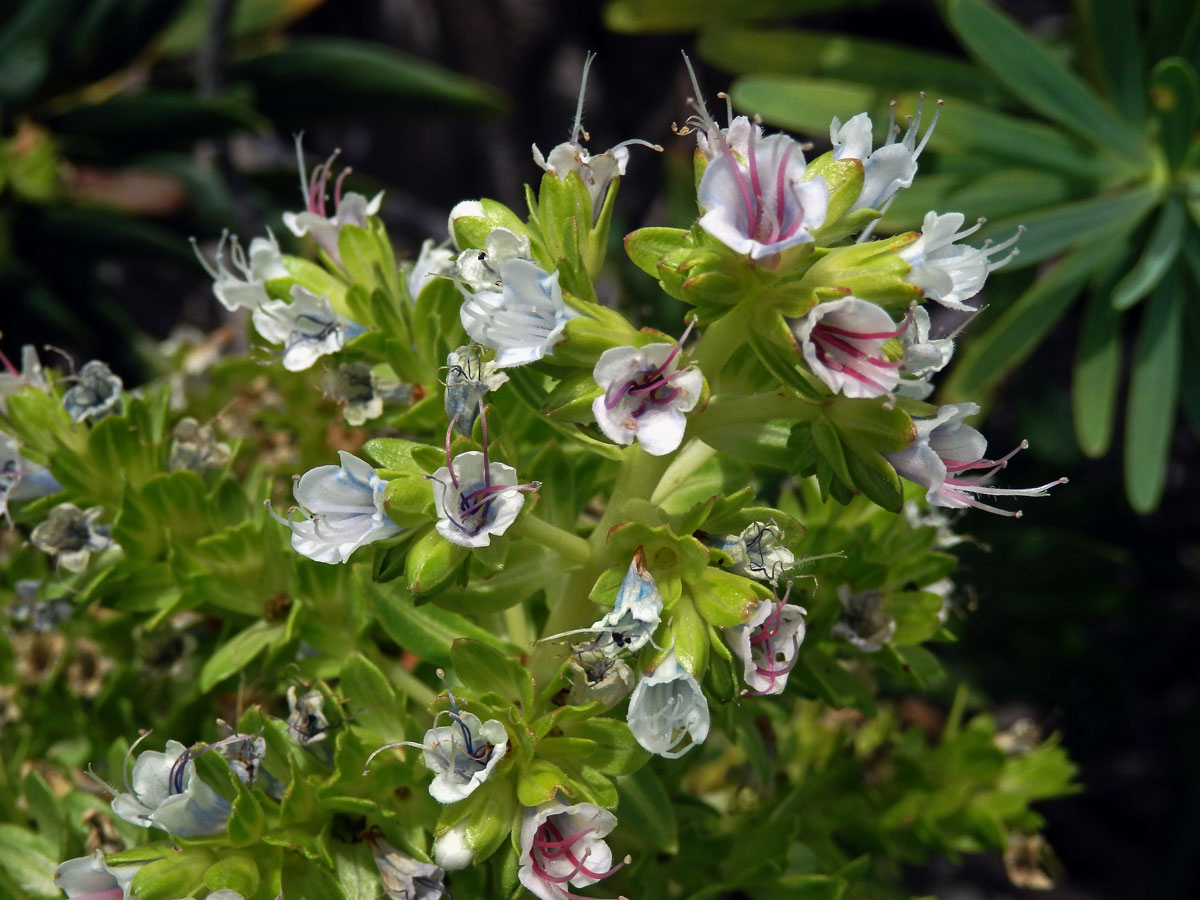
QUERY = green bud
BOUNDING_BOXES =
[130,852,213,900]
[691,567,770,628]
[278,254,349,315]
[405,527,470,598]
[449,198,528,251]
[384,472,434,527]
[432,772,518,869]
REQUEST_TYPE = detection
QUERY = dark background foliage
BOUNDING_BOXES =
[3,0,1197,897]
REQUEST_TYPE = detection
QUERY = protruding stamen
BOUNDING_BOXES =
[571,52,597,143]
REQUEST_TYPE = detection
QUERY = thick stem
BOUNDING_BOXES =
[509,515,592,566]
[385,660,437,709]
[691,391,821,434]
[650,438,718,505]
[504,602,532,653]
[690,299,756,377]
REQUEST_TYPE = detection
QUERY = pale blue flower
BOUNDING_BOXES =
[459,259,577,368]
[252,285,361,372]
[430,450,537,548]
[110,738,231,837]
[542,550,663,656]
[191,229,287,312]
[627,650,709,758]
[712,520,794,583]
[1,431,61,522]
[443,346,508,437]
[367,833,447,900]
[54,850,142,900]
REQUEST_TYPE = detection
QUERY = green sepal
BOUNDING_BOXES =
[624,226,691,278]
[434,769,518,865]
[563,718,650,777]
[804,154,866,241]
[130,850,213,900]
[780,234,919,316]
[541,372,604,423]
[406,528,471,598]
[692,566,771,627]
[278,255,348,313]
[551,300,642,367]
[517,759,575,806]
[363,436,444,474]
[203,853,260,896]
[668,593,710,679]
[450,199,528,251]
[605,522,710,587]
[384,472,435,526]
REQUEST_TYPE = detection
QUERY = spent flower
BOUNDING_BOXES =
[62,361,122,423]
[831,587,896,652]
[366,832,448,900]
[711,520,794,583]
[443,345,509,437]
[31,503,115,573]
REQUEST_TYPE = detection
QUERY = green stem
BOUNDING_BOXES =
[690,298,756,376]
[385,661,437,709]
[510,515,592,566]
[691,392,822,434]
[504,603,532,652]
[650,437,717,505]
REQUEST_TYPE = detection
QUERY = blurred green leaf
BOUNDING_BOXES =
[699,28,1006,105]
[1072,286,1125,458]
[228,38,505,121]
[1149,57,1200,170]
[882,169,1076,231]
[604,0,877,33]
[617,766,678,853]
[46,90,266,158]
[1077,0,1145,123]
[198,620,286,692]
[1111,195,1185,309]
[159,0,322,57]
[1124,264,1183,513]
[945,229,1127,400]
[944,0,1149,164]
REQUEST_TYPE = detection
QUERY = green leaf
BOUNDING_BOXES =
[1112,197,1186,310]
[365,578,513,668]
[21,770,65,858]
[451,639,534,714]
[700,27,1005,104]
[0,825,58,897]
[340,652,405,739]
[604,0,863,33]
[617,766,678,853]
[130,852,211,900]
[977,183,1159,271]
[794,648,876,714]
[624,227,691,278]
[229,38,505,121]
[945,229,1130,400]
[842,439,903,512]
[203,853,260,896]
[944,0,1149,164]
[1150,58,1200,170]
[198,620,286,692]
[1078,0,1146,123]
[1124,265,1184,512]
[1073,286,1125,457]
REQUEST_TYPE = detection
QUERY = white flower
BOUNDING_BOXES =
[697,131,828,261]
[366,707,508,804]
[62,361,122,423]
[592,336,703,456]
[728,592,807,695]
[455,227,532,293]
[1,432,61,522]
[696,114,762,161]
[191,229,288,312]
[443,346,509,437]
[792,297,905,398]
[518,796,626,900]
[430,450,536,548]
[269,451,402,564]
[282,138,383,262]
[30,503,114,573]
[432,823,474,871]
[110,738,231,837]
[252,285,359,372]
[831,587,895,652]
[885,403,1066,516]
[712,520,794,583]
[900,211,1021,311]
[532,52,659,217]
[627,650,709,758]
[54,850,142,900]
[831,97,941,213]
[407,238,455,301]
[459,258,577,368]
[367,833,447,900]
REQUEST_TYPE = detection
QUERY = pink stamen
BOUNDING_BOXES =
[721,143,758,235]
[0,347,17,377]
[443,420,458,489]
